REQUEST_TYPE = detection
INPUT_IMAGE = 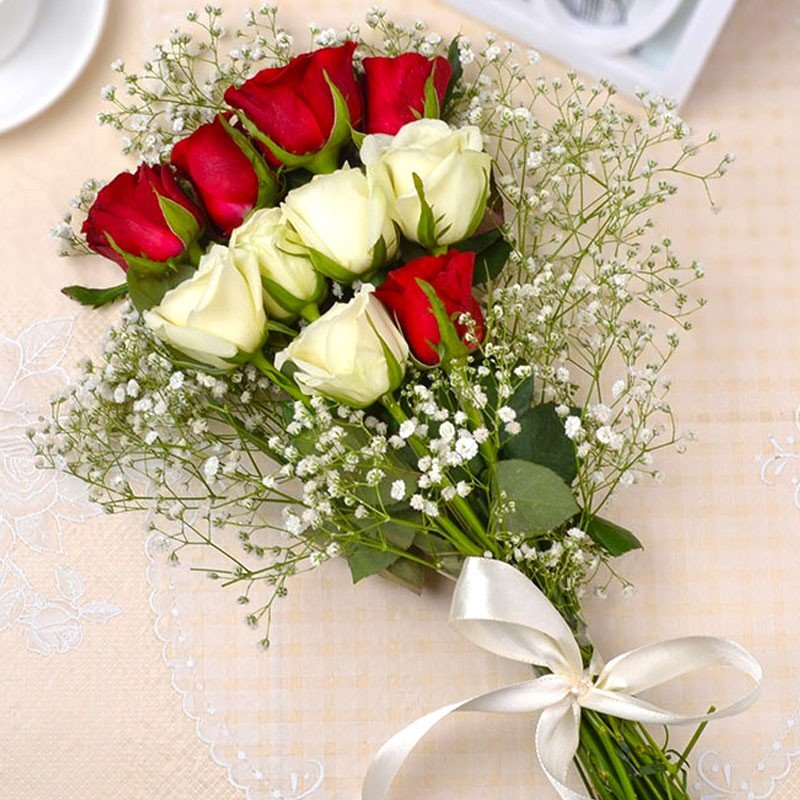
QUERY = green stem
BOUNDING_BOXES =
[187,239,204,267]
[299,303,321,322]
[250,349,310,406]
[584,712,638,800]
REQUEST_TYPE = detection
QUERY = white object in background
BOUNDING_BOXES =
[0,0,40,63]
[443,0,737,106]
[0,0,109,134]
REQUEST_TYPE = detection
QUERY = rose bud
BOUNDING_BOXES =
[362,53,452,135]
[282,166,397,283]
[171,115,278,236]
[374,249,484,365]
[360,119,492,251]
[275,284,408,408]
[229,207,327,322]
[225,42,362,174]
[143,244,267,370]
[82,164,204,271]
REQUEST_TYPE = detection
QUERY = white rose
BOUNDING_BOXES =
[143,243,267,370]
[281,165,398,282]
[230,207,326,320]
[275,284,408,407]
[360,119,492,249]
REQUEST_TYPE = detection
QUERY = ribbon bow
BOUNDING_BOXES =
[363,557,762,800]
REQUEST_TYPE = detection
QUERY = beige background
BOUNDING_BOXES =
[1,0,799,798]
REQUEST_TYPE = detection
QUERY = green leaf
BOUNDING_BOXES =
[384,559,425,594]
[474,238,512,285]
[413,532,463,578]
[347,549,400,583]
[442,36,464,117]
[412,173,438,249]
[127,262,195,312]
[157,195,201,247]
[347,515,418,584]
[61,282,129,308]
[503,403,578,484]
[261,274,309,315]
[496,459,579,533]
[586,516,643,557]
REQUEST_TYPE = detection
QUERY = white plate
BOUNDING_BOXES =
[0,0,109,134]
[538,0,685,56]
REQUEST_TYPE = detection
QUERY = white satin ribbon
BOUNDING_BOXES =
[363,557,762,800]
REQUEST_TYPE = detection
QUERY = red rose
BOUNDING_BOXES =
[374,249,484,365]
[362,53,452,134]
[224,42,362,171]
[171,115,278,236]
[82,164,204,271]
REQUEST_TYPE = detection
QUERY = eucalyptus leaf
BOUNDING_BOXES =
[497,459,579,533]
[61,283,128,308]
[347,549,400,583]
[383,559,425,594]
[503,402,578,484]
[586,516,643,557]
[127,262,195,312]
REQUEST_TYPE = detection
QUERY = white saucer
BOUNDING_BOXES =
[0,0,109,134]
[539,0,684,56]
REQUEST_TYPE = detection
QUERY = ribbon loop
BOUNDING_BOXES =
[363,557,762,800]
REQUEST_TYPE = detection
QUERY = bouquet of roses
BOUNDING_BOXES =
[39,6,760,799]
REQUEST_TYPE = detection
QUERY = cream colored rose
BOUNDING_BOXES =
[275,284,408,407]
[143,243,267,369]
[281,165,398,282]
[230,207,326,320]
[360,119,492,249]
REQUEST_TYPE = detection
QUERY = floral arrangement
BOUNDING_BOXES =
[38,6,759,799]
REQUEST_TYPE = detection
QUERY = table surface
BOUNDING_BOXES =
[1,1,799,798]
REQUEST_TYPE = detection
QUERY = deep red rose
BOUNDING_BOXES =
[362,53,452,135]
[82,164,204,270]
[171,115,276,236]
[374,249,484,365]
[224,42,362,168]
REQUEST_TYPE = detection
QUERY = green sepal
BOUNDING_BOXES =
[585,516,643,557]
[496,459,579,533]
[350,124,366,150]
[422,70,440,119]
[61,282,129,308]
[369,235,389,272]
[368,317,405,393]
[412,173,438,250]
[235,71,352,175]
[306,246,359,283]
[260,274,315,316]
[126,261,195,312]
[104,232,170,275]
[157,195,201,247]
[266,318,300,338]
[416,278,471,365]
[463,168,491,241]
[218,115,279,209]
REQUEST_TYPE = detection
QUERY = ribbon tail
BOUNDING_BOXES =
[363,676,570,800]
[536,700,589,800]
